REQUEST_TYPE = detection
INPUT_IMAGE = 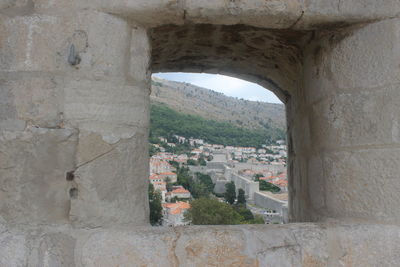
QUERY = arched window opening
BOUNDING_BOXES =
[148,72,288,226]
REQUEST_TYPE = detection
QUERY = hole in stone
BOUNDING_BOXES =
[69,188,78,199]
[66,171,75,181]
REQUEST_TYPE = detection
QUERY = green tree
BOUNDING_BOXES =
[250,215,265,224]
[187,159,197,166]
[224,181,236,205]
[177,167,192,189]
[198,157,207,166]
[184,198,242,225]
[189,181,209,199]
[165,177,173,192]
[148,184,163,225]
[150,103,285,148]
[254,173,263,181]
[169,160,180,169]
[259,180,281,193]
[196,173,215,194]
[237,188,246,205]
[235,206,254,221]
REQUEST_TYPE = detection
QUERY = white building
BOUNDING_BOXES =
[166,186,191,200]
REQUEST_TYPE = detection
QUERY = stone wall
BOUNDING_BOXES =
[254,192,287,217]
[1,222,400,266]
[1,0,400,265]
[0,8,151,227]
[230,173,260,201]
[297,18,400,224]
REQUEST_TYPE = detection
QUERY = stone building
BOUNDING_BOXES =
[1,0,400,266]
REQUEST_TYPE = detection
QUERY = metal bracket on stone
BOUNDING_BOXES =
[68,44,81,66]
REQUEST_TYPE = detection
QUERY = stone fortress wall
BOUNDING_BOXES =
[2,0,400,265]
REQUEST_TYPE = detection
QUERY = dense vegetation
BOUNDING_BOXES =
[175,167,215,199]
[184,198,264,225]
[224,181,237,205]
[149,164,264,225]
[259,180,281,193]
[150,103,285,148]
[148,184,163,225]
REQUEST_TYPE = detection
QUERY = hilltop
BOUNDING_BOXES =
[150,103,285,148]
[150,77,286,132]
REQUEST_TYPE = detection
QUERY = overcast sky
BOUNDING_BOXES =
[153,72,282,104]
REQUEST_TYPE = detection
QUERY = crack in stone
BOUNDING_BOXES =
[170,228,181,267]
[75,147,116,170]
[289,10,305,29]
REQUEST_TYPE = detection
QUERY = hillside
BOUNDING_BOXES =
[150,103,285,148]
[150,77,286,132]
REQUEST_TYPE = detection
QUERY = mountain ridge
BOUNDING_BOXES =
[150,77,286,132]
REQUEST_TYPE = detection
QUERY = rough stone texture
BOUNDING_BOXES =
[151,24,306,101]
[0,74,62,128]
[299,18,400,224]
[70,133,149,228]
[0,9,151,227]
[0,127,77,225]
[2,0,400,265]
[0,223,399,266]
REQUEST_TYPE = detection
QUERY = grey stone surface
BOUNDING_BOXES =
[1,0,400,265]
[0,223,398,266]
[151,24,304,102]
[70,134,149,228]
[0,127,78,225]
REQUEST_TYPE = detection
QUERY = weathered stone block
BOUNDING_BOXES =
[129,26,151,83]
[329,19,400,90]
[307,154,325,213]
[76,132,113,166]
[63,78,149,142]
[0,11,130,81]
[0,0,32,13]
[309,85,400,148]
[0,127,77,225]
[0,231,28,266]
[329,224,400,266]
[184,0,301,29]
[321,148,400,223]
[37,233,76,267]
[0,75,62,128]
[100,0,185,27]
[81,229,174,267]
[70,134,149,228]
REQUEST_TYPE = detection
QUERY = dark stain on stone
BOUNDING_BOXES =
[216,46,232,55]
[66,171,75,181]
[175,29,189,39]
[251,37,265,46]
[69,188,78,199]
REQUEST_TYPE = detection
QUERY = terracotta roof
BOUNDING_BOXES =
[172,187,190,194]
[163,201,191,215]
[149,174,160,180]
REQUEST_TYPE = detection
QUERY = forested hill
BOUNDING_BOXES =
[150,77,286,132]
[150,103,285,148]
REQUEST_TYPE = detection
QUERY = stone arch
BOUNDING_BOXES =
[1,0,400,228]
[2,0,400,265]
[151,24,307,103]
[150,23,310,222]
